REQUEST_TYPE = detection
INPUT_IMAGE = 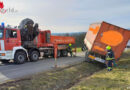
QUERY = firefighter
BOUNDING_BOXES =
[106,46,115,71]
[68,43,73,57]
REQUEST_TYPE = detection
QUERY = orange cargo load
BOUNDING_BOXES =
[84,21,130,59]
[51,36,75,45]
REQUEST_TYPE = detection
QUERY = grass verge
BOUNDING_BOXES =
[72,48,82,52]
[70,50,130,90]
[0,61,104,90]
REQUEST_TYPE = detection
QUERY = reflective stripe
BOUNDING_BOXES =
[108,67,112,69]
[0,40,5,51]
[106,55,114,60]
[106,57,114,60]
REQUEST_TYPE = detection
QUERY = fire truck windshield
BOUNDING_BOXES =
[0,29,4,39]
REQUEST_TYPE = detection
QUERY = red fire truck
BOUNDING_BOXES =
[0,20,75,64]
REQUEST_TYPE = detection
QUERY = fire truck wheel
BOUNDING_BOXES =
[30,51,39,62]
[14,51,27,64]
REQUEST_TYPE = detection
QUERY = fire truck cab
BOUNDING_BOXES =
[0,26,28,64]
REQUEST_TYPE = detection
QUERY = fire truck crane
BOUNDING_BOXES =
[0,18,75,64]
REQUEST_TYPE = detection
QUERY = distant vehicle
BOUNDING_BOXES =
[0,18,75,64]
[84,21,130,63]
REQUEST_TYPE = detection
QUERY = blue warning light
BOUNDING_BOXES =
[1,22,5,28]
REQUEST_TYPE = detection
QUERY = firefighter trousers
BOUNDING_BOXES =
[107,60,113,71]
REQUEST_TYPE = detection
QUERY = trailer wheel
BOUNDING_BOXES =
[44,55,49,58]
[85,51,91,62]
[14,51,27,64]
[61,50,68,57]
[30,51,39,62]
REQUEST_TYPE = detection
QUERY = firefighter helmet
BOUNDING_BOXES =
[106,46,111,50]
[69,43,72,46]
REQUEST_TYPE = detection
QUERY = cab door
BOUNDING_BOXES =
[5,29,20,50]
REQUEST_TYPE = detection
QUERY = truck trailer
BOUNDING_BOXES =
[0,19,75,64]
[84,21,130,63]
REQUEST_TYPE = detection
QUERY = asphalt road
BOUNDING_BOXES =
[0,52,85,84]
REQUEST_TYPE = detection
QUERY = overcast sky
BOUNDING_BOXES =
[0,0,130,33]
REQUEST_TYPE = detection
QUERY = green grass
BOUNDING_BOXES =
[72,48,82,52]
[1,50,129,90]
[70,50,130,90]
[0,61,103,90]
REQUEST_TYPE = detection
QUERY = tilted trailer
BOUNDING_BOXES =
[84,21,130,63]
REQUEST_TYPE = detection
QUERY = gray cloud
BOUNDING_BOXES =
[0,0,130,32]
